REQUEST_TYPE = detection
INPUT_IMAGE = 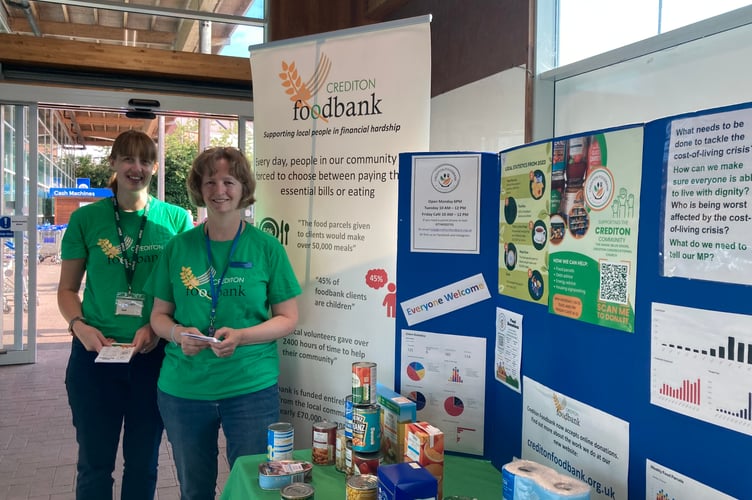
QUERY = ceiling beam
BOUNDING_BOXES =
[0,33,252,85]
[9,18,176,45]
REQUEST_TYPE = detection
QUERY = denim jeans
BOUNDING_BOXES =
[65,337,165,500]
[157,384,280,500]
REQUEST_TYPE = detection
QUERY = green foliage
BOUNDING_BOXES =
[71,154,111,187]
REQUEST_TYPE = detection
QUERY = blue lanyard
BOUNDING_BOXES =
[204,221,243,335]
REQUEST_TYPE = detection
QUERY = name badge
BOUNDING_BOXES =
[115,292,145,317]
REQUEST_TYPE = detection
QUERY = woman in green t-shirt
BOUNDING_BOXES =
[146,147,301,499]
[58,130,193,500]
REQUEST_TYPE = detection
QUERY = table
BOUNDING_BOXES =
[220,449,501,499]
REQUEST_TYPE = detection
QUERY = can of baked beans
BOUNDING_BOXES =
[311,420,337,465]
[345,474,378,500]
[344,395,354,439]
[352,362,377,404]
[335,428,347,472]
[280,482,315,499]
[351,403,381,453]
[352,450,382,476]
[267,422,294,461]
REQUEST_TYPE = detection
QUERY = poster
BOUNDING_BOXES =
[401,329,486,455]
[662,106,752,285]
[410,154,481,254]
[499,142,551,303]
[547,126,643,332]
[494,307,522,392]
[646,460,735,500]
[249,17,431,445]
[650,302,752,437]
[522,376,629,500]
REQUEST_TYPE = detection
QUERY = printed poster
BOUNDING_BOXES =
[401,329,486,455]
[499,142,551,303]
[494,307,522,392]
[522,376,629,500]
[662,106,752,285]
[548,126,643,332]
[250,18,431,446]
[646,460,736,500]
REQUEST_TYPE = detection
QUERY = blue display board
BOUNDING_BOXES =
[394,101,752,500]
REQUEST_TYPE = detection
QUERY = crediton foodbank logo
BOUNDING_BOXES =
[278,53,383,121]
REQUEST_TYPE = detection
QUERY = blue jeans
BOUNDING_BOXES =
[65,337,165,500]
[158,384,280,500]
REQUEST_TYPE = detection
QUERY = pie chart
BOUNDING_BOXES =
[406,361,426,381]
[444,396,464,417]
[408,391,427,411]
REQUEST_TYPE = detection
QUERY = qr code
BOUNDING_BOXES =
[599,261,629,304]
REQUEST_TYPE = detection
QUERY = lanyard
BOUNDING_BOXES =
[204,220,243,335]
[112,196,149,293]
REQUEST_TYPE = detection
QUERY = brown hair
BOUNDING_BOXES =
[186,147,256,209]
[106,130,158,192]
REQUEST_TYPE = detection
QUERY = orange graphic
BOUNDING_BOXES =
[278,54,332,121]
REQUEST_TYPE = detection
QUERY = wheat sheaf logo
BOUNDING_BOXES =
[180,266,212,300]
[279,53,332,121]
[98,237,135,259]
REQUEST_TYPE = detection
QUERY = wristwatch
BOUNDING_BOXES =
[68,316,86,335]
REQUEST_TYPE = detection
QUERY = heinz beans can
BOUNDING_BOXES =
[352,362,377,404]
[351,404,381,453]
[267,422,294,461]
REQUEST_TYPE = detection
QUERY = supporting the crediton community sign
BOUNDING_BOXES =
[249,16,431,446]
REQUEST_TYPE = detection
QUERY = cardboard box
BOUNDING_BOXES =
[377,462,438,500]
[403,421,444,498]
[377,383,417,464]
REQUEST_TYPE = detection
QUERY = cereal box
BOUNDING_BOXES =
[377,383,417,464]
[377,462,438,500]
[403,421,444,498]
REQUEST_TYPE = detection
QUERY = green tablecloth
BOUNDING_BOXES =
[220,449,501,499]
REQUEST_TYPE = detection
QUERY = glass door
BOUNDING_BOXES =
[0,102,38,365]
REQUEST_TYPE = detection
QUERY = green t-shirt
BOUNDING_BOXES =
[144,223,302,400]
[61,196,193,343]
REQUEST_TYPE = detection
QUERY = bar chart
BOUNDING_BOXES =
[651,302,752,436]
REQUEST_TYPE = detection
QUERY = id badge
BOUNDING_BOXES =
[115,292,145,317]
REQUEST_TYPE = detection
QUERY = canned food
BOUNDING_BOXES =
[280,482,315,499]
[335,428,347,472]
[344,395,354,439]
[352,362,377,404]
[311,420,337,465]
[345,439,353,476]
[346,474,378,500]
[267,422,294,461]
[351,404,381,453]
[352,450,382,476]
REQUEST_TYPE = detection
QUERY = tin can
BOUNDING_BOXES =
[352,362,377,404]
[280,482,315,500]
[344,395,354,439]
[346,474,378,500]
[345,439,353,476]
[311,420,337,465]
[335,428,347,472]
[352,450,382,476]
[351,404,381,453]
[267,422,294,461]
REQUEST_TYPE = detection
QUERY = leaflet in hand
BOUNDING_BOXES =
[180,332,221,343]
[95,343,137,363]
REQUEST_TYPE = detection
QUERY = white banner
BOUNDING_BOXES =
[250,17,431,445]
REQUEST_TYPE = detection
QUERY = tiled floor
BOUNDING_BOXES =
[0,263,229,499]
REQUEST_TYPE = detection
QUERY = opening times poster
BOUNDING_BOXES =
[547,126,643,332]
[499,142,551,304]
[662,106,752,285]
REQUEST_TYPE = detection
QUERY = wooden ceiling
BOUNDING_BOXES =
[0,0,257,147]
